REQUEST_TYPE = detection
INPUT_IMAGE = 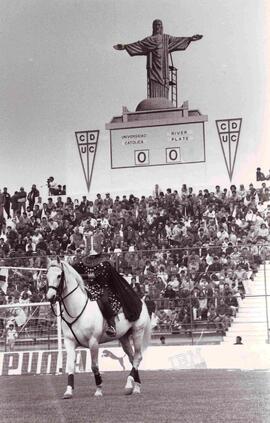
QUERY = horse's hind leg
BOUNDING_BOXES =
[120,333,135,395]
[119,333,134,365]
[129,327,145,394]
[90,339,103,397]
[63,338,76,399]
[122,328,143,395]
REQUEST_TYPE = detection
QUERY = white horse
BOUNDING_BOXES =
[46,258,151,398]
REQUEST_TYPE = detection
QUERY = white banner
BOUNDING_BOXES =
[110,122,205,168]
[1,344,270,376]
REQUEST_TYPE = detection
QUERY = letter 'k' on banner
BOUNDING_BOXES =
[75,130,99,192]
[215,118,242,181]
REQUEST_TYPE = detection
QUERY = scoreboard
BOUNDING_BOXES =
[109,121,206,169]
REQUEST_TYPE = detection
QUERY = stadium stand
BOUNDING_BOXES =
[0,179,269,349]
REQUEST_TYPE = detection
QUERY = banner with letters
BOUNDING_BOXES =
[216,118,242,181]
[75,130,99,192]
[1,344,270,376]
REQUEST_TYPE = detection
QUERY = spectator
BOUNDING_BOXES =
[179,304,193,332]
[207,256,222,274]
[17,187,27,213]
[256,168,266,181]
[225,292,239,317]
[144,294,156,317]
[27,185,40,211]
[47,177,60,195]
[163,285,176,299]
[234,335,243,345]
[167,274,180,292]
[207,303,217,329]
[0,190,4,222]
[5,226,18,249]
[4,322,18,351]
[197,290,208,320]
[3,187,11,219]
[214,298,230,334]
[160,335,166,345]
[187,249,200,271]
[0,237,9,257]
[257,223,269,241]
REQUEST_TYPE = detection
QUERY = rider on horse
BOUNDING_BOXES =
[72,234,142,337]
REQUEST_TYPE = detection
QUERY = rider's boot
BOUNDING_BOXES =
[97,293,116,337]
[105,317,116,337]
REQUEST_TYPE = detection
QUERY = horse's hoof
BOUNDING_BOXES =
[62,386,73,399]
[124,375,134,395]
[62,392,73,399]
[133,383,141,394]
[124,387,133,395]
[94,388,103,397]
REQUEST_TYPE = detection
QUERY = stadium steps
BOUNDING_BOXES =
[222,261,270,344]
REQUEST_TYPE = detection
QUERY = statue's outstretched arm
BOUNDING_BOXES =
[190,34,203,41]
[113,44,126,50]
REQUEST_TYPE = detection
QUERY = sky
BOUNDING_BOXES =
[1,0,270,197]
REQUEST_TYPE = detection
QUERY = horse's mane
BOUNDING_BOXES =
[61,261,87,295]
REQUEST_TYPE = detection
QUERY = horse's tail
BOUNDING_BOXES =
[141,302,152,352]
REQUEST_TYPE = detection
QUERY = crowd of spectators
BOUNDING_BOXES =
[0,180,270,336]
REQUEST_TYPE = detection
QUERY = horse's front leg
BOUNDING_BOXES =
[90,338,103,397]
[63,338,76,399]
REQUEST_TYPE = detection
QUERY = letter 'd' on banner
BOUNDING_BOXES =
[75,130,99,192]
[215,118,242,181]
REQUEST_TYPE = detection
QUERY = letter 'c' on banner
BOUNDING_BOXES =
[220,122,228,131]
[79,134,86,142]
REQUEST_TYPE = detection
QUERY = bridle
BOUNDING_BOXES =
[47,262,89,346]
[47,263,66,305]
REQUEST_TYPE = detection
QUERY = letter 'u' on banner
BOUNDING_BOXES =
[75,130,99,192]
[216,118,242,181]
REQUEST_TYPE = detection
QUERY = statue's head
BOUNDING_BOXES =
[152,19,163,35]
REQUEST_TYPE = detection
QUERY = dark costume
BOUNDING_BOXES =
[72,255,142,334]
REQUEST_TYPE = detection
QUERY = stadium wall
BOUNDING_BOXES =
[1,345,270,376]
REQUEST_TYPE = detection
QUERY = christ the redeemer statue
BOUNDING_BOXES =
[114,19,203,99]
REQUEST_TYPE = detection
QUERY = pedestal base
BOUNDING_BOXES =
[136,97,175,112]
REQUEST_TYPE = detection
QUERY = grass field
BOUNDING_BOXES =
[1,370,270,423]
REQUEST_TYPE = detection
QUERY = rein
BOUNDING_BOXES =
[48,263,89,346]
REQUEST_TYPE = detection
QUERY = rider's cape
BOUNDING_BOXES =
[106,262,142,321]
[73,255,142,322]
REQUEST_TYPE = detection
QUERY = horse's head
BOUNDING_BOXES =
[46,257,65,304]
